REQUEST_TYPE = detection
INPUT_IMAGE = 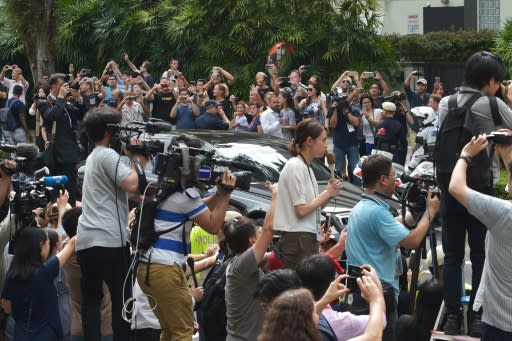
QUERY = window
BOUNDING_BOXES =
[479,0,500,30]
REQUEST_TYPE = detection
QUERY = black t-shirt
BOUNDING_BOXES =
[7,98,24,128]
[152,91,176,122]
[83,93,101,110]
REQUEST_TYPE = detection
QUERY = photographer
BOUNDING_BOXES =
[38,73,82,206]
[448,133,512,340]
[328,97,361,185]
[76,107,148,341]
[0,65,30,103]
[137,133,236,341]
[437,51,512,336]
[170,88,200,129]
[404,71,430,109]
[117,90,145,126]
[145,77,176,123]
[346,153,439,341]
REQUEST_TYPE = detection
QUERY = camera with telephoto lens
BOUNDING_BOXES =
[486,132,512,144]
[328,93,350,112]
[400,173,439,223]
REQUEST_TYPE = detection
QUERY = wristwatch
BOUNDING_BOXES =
[458,154,472,165]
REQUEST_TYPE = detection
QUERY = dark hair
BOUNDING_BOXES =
[223,217,257,254]
[62,207,82,238]
[256,269,302,302]
[288,118,325,157]
[178,87,189,95]
[44,228,59,256]
[361,154,392,188]
[370,82,382,91]
[309,74,322,87]
[6,227,48,280]
[279,90,296,111]
[83,106,122,142]
[258,288,321,341]
[296,254,336,300]
[141,60,152,73]
[415,279,443,340]
[360,94,374,108]
[463,51,506,90]
[395,314,422,340]
[12,85,23,96]
[49,73,66,87]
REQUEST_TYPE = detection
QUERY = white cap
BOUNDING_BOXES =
[417,78,428,85]
[382,101,396,112]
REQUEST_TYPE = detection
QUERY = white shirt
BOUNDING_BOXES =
[260,108,283,138]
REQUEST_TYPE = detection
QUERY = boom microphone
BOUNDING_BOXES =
[212,159,259,173]
[16,143,40,161]
[132,121,173,133]
[0,143,40,160]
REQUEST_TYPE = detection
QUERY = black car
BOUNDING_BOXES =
[143,130,362,224]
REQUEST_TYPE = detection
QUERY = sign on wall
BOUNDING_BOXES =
[407,14,420,34]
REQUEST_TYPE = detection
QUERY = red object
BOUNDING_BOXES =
[266,250,284,271]
[377,127,387,136]
[327,254,345,274]
[267,42,295,58]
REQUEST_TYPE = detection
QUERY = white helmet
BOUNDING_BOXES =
[411,106,436,126]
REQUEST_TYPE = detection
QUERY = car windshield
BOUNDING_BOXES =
[214,142,330,182]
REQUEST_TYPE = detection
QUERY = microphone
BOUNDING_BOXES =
[0,143,40,161]
[42,175,68,186]
[132,121,173,133]
[212,159,259,173]
[34,167,50,178]
[16,143,40,161]
[326,152,336,178]
[186,257,199,288]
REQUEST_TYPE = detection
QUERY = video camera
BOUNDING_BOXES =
[486,131,512,144]
[400,173,439,221]
[153,143,253,192]
[327,92,351,111]
[384,92,406,103]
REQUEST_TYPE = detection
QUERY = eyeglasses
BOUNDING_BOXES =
[307,88,314,92]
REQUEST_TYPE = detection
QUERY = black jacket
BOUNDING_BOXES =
[38,97,83,164]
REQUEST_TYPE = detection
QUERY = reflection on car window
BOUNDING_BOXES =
[214,143,330,182]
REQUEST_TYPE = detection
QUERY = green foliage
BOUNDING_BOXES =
[387,30,496,63]
[493,20,512,76]
[496,169,511,200]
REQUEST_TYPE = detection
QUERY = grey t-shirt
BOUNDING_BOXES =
[76,146,132,251]
[225,248,265,341]
[467,190,512,332]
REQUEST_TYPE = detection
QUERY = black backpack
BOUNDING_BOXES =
[434,92,500,193]
[199,255,234,341]
[130,196,188,253]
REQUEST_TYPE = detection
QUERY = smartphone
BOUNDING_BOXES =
[346,264,363,293]
[7,66,13,70]
[434,76,440,83]
[362,71,375,78]
[302,65,312,70]
[265,64,274,69]
[415,71,424,77]
[280,77,290,82]
[86,77,94,83]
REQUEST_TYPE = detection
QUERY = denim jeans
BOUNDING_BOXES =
[481,322,512,341]
[333,144,361,186]
[440,192,486,315]
[77,246,132,341]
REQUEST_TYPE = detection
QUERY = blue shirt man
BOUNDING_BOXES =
[345,153,440,341]
[195,100,230,130]
[403,72,430,108]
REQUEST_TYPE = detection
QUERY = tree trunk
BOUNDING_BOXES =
[24,0,57,84]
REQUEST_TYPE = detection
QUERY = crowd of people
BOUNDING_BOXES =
[0,49,510,341]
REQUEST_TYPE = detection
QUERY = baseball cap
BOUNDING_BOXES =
[204,100,217,110]
[382,101,396,112]
[416,78,428,85]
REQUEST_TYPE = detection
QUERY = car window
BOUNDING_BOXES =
[214,143,331,182]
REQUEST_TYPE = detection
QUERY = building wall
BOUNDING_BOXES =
[380,0,509,35]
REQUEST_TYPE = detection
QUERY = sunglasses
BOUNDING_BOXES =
[307,88,314,92]
[341,80,350,84]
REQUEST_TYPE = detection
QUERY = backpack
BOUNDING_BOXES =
[434,92,500,193]
[130,196,188,253]
[0,99,20,132]
[199,256,234,341]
